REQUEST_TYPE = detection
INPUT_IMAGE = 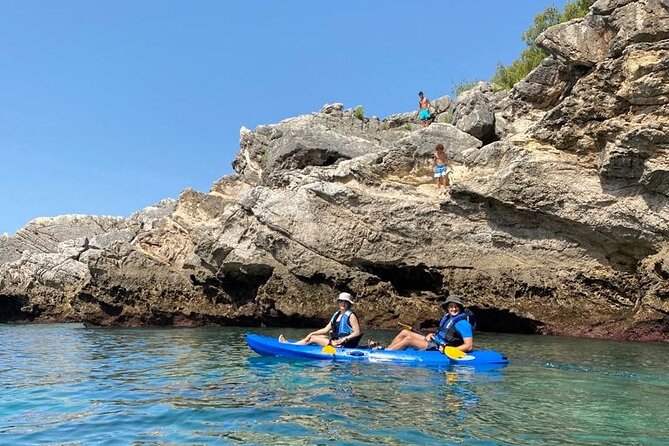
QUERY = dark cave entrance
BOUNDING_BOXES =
[190,263,274,307]
[473,307,543,333]
[418,307,543,334]
[0,295,32,322]
[355,261,443,296]
[216,263,274,306]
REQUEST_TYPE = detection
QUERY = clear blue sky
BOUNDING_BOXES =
[1,0,569,235]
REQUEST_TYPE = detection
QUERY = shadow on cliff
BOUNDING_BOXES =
[599,176,669,219]
[446,189,658,272]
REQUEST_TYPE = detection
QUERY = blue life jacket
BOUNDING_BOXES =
[329,310,354,340]
[434,309,476,347]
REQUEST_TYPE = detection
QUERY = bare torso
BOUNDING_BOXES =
[434,151,448,166]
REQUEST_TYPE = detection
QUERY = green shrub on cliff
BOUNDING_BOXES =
[561,0,597,21]
[454,79,480,96]
[353,106,364,120]
[492,0,596,90]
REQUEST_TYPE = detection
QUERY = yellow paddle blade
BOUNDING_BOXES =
[443,346,466,360]
[397,322,413,330]
[322,344,336,355]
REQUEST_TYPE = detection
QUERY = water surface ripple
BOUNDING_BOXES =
[1,325,667,445]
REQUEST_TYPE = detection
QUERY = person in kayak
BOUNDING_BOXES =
[385,295,473,352]
[278,292,362,348]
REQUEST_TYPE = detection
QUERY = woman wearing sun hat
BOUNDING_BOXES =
[278,292,362,348]
[385,294,474,352]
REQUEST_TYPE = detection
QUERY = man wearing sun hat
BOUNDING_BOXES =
[278,292,362,348]
[385,294,474,352]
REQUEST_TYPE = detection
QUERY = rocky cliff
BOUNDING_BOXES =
[1,0,667,341]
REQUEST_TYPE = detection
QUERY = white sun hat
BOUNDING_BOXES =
[337,292,354,304]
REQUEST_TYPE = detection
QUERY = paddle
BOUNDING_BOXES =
[397,322,466,360]
[322,343,336,355]
[442,346,467,360]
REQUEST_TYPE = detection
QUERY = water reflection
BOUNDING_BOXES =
[238,337,510,445]
[1,324,667,445]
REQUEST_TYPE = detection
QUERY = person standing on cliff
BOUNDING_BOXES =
[418,91,432,127]
[432,143,452,189]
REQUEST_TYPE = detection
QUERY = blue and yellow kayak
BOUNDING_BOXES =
[245,334,509,367]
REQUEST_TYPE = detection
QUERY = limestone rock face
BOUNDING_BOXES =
[493,58,591,141]
[232,108,396,184]
[509,59,587,111]
[432,95,454,114]
[537,0,669,64]
[529,38,669,201]
[395,123,483,160]
[0,215,129,263]
[1,0,667,342]
[452,83,497,143]
[536,17,614,66]
[383,112,417,130]
[596,0,669,56]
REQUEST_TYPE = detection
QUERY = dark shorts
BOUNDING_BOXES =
[339,335,361,348]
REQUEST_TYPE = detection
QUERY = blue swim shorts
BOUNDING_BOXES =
[419,109,430,120]
[434,164,449,178]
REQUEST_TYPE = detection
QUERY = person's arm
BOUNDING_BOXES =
[309,322,332,337]
[454,320,474,352]
[459,337,473,352]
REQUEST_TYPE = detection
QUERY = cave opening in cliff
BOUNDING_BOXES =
[261,313,332,329]
[216,263,274,306]
[420,306,544,334]
[473,307,542,334]
[0,295,34,323]
[286,147,344,170]
[412,306,544,334]
[418,307,542,334]
[355,261,443,296]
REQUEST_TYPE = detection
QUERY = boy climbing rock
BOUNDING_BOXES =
[432,143,452,189]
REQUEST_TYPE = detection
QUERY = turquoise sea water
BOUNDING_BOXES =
[1,324,668,445]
